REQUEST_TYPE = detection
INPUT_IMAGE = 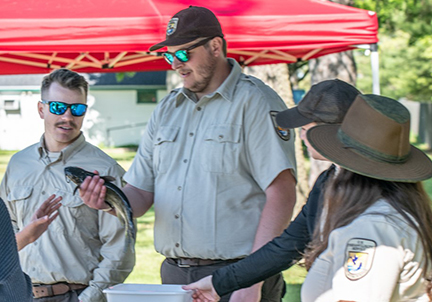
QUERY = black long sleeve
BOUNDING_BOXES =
[0,198,32,302]
[212,166,334,296]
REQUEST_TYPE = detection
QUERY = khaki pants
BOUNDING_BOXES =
[161,259,286,302]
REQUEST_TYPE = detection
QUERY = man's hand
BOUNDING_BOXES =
[16,194,62,251]
[78,172,110,211]
[182,276,220,302]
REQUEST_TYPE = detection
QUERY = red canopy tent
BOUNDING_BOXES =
[0,0,378,75]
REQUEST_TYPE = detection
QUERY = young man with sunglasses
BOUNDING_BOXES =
[0,69,135,302]
[80,6,296,302]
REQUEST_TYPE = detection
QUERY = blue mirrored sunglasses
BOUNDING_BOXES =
[162,37,215,65]
[40,100,88,117]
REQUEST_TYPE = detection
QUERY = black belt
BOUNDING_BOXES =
[167,257,242,268]
[33,283,87,299]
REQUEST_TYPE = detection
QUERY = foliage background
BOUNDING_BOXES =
[354,0,432,101]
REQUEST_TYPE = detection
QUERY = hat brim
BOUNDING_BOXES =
[307,124,432,182]
[149,37,203,51]
[276,107,314,129]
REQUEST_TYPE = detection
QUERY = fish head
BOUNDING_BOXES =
[64,166,95,185]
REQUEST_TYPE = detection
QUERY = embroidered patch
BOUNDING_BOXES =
[270,111,290,141]
[344,238,376,280]
[166,18,179,36]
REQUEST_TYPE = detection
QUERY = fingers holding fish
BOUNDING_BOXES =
[79,175,108,210]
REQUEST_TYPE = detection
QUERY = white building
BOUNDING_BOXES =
[0,72,167,150]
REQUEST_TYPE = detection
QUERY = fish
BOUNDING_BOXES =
[64,166,135,248]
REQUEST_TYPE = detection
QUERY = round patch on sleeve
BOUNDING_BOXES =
[344,238,377,280]
[270,111,290,141]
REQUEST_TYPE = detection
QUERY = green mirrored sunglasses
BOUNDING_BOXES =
[162,37,214,65]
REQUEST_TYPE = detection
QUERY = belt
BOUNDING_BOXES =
[33,283,87,299]
[167,257,242,268]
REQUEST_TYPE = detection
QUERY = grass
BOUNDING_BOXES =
[2,146,432,302]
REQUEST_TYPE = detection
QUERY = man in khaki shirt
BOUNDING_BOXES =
[0,69,135,302]
[80,6,296,302]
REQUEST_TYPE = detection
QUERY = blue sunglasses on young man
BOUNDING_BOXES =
[40,100,88,117]
[162,37,215,65]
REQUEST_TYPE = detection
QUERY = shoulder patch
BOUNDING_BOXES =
[344,238,377,280]
[270,111,290,141]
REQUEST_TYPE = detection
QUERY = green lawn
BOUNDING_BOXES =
[2,147,432,302]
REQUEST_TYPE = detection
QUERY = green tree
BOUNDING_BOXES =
[354,0,432,101]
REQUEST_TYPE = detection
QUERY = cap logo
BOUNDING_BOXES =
[344,238,376,280]
[270,111,291,141]
[166,18,179,36]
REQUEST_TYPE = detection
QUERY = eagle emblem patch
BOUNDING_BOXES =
[166,18,179,36]
[344,238,376,280]
[270,111,290,141]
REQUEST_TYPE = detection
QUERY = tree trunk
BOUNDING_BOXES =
[307,0,358,186]
[245,64,309,218]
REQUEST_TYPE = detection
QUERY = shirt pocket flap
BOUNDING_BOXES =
[154,126,180,145]
[7,186,33,202]
[205,124,241,143]
[54,188,84,208]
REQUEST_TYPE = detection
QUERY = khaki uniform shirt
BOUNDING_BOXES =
[125,58,296,260]
[302,199,429,302]
[0,134,135,302]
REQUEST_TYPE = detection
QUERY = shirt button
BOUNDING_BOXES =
[41,191,45,195]
[189,132,194,137]
[197,107,202,111]
[183,159,188,163]
[174,214,179,219]
[177,186,182,191]
[218,135,224,139]
[175,243,180,247]
[157,138,161,141]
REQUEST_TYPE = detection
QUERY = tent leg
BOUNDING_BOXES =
[370,43,380,95]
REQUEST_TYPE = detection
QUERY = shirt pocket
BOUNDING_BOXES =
[52,188,98,235]
[7,186,34,228]
[153,125,180,174]
[202,124,241,173]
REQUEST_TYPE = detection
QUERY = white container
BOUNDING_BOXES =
[103,284,193,302]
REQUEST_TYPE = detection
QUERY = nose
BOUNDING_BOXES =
[171,57,184,70]
[300,128,306,141]
[61,107,74,120]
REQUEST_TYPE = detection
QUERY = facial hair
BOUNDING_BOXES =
[187,53,218,94]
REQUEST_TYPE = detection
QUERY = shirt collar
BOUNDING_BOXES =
[175,58,242,107]
[38,132,86,164]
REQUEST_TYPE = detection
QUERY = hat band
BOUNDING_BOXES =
[337,129,410,164]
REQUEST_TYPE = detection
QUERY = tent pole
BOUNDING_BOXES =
[370,43,380,95]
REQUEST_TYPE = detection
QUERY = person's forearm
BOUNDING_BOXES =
[251,169,296,251]
[122,184,154,218]
[16,229,33,251]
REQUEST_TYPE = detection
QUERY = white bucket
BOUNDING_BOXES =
[103,284,193,302]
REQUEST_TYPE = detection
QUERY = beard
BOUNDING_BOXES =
[186,54,218,94]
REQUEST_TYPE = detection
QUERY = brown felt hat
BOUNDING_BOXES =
[307,94,432,182]
[276,79,361,129]
[149,6,224,51]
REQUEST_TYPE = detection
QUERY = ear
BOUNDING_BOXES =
[37,101,45,119]
[210,37,224,58]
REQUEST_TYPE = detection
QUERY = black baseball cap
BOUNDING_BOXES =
[276,79,361,129]
[149,6,224,51]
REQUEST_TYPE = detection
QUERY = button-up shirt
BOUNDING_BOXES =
[1,133,135,302]
[125,59,296,259]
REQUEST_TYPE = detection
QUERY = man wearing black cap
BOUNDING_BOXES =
[79,6,296,302]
